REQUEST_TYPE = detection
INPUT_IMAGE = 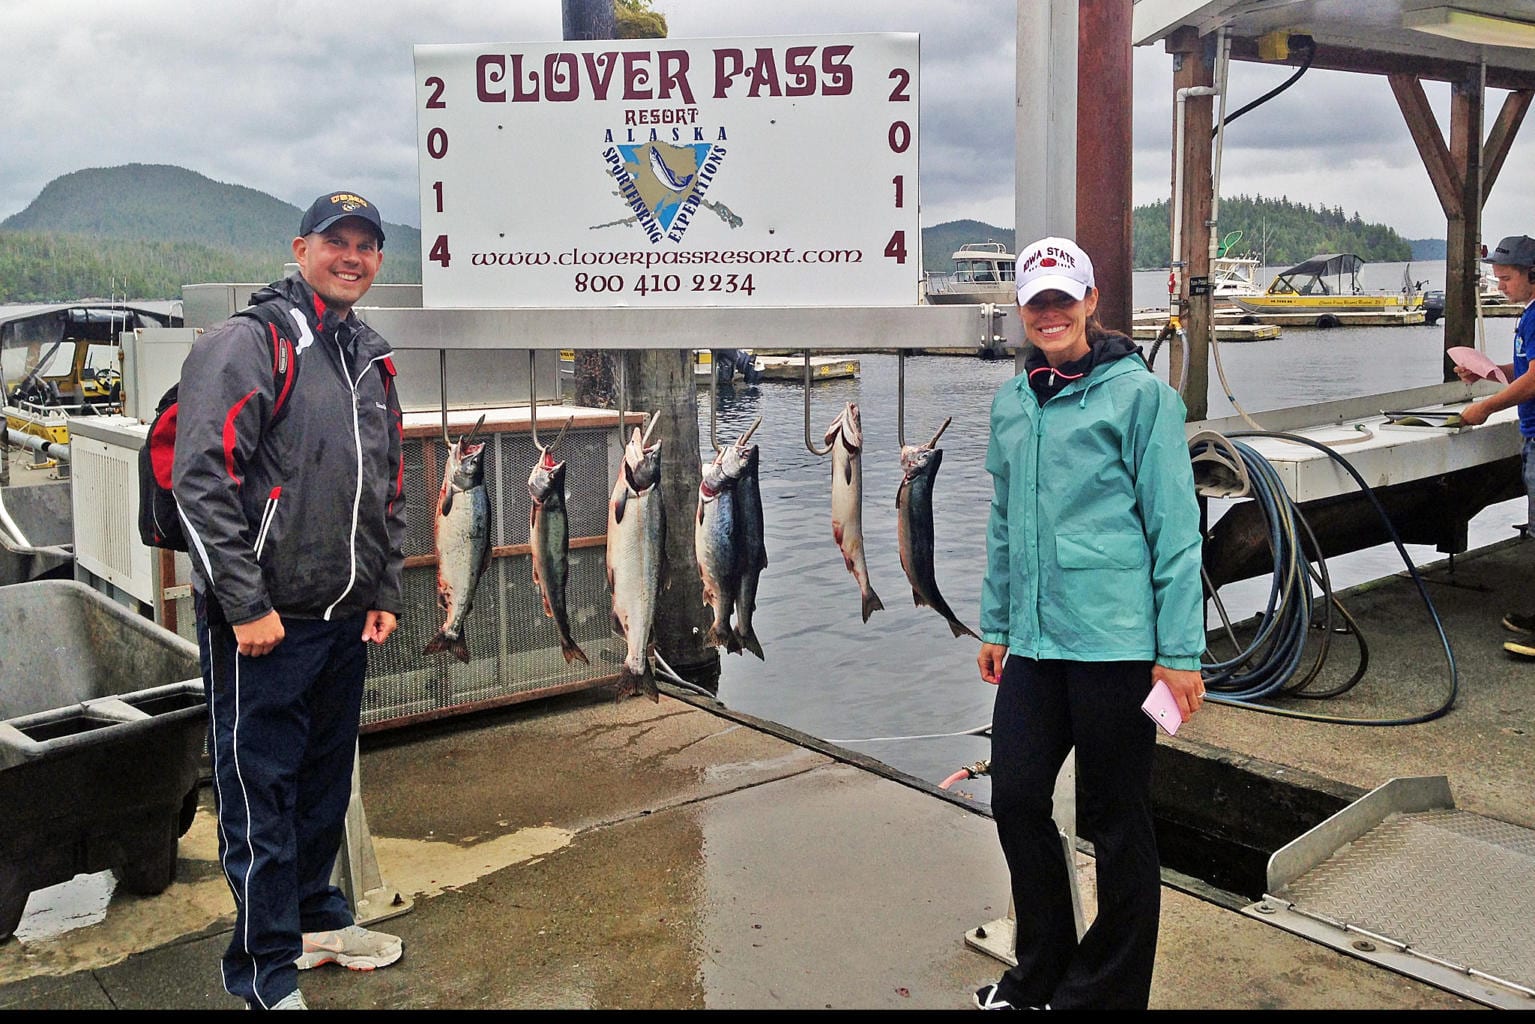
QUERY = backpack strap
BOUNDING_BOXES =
[232,300,300,418]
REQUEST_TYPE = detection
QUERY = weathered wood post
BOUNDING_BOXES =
[563,0,717,688]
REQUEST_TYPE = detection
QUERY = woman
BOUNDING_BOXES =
[973,237,1206,1011]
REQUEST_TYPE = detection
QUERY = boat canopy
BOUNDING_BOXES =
[1269,254,1365,296]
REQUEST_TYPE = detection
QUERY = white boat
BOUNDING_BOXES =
[1210,255,1264,306]
[921,242,1016,305]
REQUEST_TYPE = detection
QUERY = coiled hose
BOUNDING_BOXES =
[1193,430,1458,726]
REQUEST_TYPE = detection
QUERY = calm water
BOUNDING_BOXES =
[693,260,1523,800]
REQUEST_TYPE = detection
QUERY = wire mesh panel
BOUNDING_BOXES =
[362,420,624,729]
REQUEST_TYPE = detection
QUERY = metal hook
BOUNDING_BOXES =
[526,351,574,454]
[803,350,832,456]
[617,353,628,444]
[708,352,722,454]
[439,351,451,447]
[897,349,907,448]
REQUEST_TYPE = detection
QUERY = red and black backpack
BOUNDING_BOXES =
[136,300,299,551]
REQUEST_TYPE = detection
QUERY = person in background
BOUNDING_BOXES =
[173,191,407,1010]
[973,237,1206,1010]
[1454,234,1535,655]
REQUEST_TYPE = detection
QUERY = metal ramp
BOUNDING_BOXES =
[1243,776,1535,1009]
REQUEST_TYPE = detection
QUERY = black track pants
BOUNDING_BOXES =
[988,656,1160,1010]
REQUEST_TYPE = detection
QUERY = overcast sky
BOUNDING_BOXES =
[4,0,1532,249]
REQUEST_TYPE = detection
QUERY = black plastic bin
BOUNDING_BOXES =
[0,579,205,941]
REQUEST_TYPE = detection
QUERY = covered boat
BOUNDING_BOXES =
[1231,253,1422,318]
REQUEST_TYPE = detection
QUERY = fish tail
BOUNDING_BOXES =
[947,617,981,641]
[423,627,470,663]
[932,596,981,640]
[560,633,590,665]
[736,626,765,661]
[614,662,658,703]
[861,587,885,623]
[706,622,742,654]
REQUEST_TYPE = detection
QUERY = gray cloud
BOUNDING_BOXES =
[3,0,1526,244]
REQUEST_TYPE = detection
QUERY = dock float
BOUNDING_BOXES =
[1131,321,1281,342]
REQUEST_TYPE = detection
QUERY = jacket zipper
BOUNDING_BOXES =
[254,486,282,560]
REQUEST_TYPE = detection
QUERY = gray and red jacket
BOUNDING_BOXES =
[172,273,406,626]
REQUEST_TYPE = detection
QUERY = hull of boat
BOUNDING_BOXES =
[1231,294,1416,315]
[923,284,1016,305]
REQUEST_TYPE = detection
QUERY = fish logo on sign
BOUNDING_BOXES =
[598,133,735,244]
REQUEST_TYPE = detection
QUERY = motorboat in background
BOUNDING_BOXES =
[921,242,1016,305]
[1231,253,1424,318]
[1210,254,1265,307]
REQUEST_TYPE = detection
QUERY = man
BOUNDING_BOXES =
[173,191,407,1009]
[1454,234,1535,655]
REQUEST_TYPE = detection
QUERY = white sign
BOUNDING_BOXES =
[413,34,920,308]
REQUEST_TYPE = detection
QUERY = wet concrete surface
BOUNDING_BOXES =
[0,675,1483,1010]
[8,534,1535,1008]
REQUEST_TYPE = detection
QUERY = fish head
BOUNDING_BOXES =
[717,442,748,481]
[699,457,728,498]
[825,402,862,450]
[527,451,566,502]
[624,437,662,494]
[900,443,939,479]
[450,437,487,489]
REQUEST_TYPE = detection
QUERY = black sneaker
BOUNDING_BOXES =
[1503,612,1535,635]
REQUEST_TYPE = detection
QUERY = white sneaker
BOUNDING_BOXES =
[295,924,403,971]
[271,990,308,1009]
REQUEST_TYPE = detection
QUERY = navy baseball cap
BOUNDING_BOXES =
[298,191,385,243]
[1483,234,1535,267]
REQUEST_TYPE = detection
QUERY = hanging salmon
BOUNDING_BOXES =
[897,418,978,640]
[606,423,665,701]
[826,402,883,622]
[425,416,491,663]
[529,417,588,666]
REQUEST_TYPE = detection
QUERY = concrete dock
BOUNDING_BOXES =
[5,535,1534,1009]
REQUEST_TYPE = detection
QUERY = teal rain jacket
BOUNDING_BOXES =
[978,355,1205,670]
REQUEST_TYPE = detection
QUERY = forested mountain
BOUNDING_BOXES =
[0,164,1424,302]
[921,220,1015,275]
[925,195,1418,278]
[1129,194,1413,267]
[0,164,421,301]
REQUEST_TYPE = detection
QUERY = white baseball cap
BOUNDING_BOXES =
[1015,237,1095,305]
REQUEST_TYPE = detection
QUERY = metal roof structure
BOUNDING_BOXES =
[1134,0,1535,85]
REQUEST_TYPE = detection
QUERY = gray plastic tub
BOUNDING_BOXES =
[0,579,204,941]
[0,481,73,587]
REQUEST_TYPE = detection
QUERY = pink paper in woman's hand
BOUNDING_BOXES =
[1448,346,1509,384]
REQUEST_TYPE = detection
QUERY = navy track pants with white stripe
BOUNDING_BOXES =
[197,608,367,1008]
